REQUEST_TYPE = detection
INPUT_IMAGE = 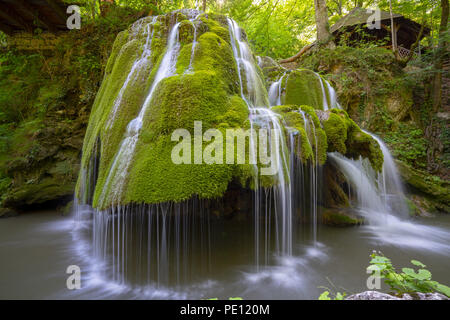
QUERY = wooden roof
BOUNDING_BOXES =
[331,7,430,38]
[0,0,69,35]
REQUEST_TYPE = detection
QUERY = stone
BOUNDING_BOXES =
[0,207,18,219]
[346,291,449,300]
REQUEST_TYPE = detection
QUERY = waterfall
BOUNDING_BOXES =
[98,21,182,207]
[73,12,444,292]
[327,130,409,224]
[227,18,293,260]
[268,72,287,106]
[367,131,409,217]
[106,17,158,129]
[186,13,201,73]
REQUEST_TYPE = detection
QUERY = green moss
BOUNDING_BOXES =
[4,178,74,207]
[322,209,364,227]
[78,12,265,209]
[396,160,450,211]
[284,69,327,110]
[322,112,347,154]
[322,109,384,172]
[272,105,327,164]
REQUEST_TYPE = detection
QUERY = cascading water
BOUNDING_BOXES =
[227,18,302,261]
[99,19,182,207]
[73,10,448,294]
[268,71,287,106]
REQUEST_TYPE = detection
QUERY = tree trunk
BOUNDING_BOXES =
[314,0,332,45]
[389,0,397,53]
[426,0,449,173]
[202,0,207,12]
[432,0,449,112]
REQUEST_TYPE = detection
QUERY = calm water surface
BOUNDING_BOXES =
[0,210,449,299]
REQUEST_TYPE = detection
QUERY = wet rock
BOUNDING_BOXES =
[0,207,18,219]
[396,160,450,212]
[321,208,364,227]
[346,291,449,300]
[57,200,74,216]
[346,291,402,300]
[400,292,449,300]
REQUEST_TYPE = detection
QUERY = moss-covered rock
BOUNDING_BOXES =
[78,11,265,209]
[3,177,74,208]
[0,207,18,218]
[272,105,327,164]
[272,106,383,170]
[321,208,364,227]
[283,69,331,110]
[396,160,450,212]
[319,109,383,172]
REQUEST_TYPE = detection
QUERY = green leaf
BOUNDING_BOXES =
[229,297,243,300]
[416,269,432,281]
[370,256,390,264]
[335,292,345,300]
[318,291,331,300]
[411,260,426,268]
[434,284,450,298]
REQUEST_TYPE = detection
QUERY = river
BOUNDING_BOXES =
[1,210,449,299]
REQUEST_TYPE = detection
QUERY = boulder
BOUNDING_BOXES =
[0,207,18,218]
[346,291,449,300]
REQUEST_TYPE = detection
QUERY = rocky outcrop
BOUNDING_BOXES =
[396,160,450,213]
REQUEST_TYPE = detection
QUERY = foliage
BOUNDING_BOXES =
[0,6,143,208]
[318,277,347,300]
[318,290,346,300]
[223,0,315,59]
[367,252,450,297]
[207,297,243,300]
[382,123,428,170]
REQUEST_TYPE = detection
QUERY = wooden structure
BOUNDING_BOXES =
[0,0,69,35]
[331,7,430,56]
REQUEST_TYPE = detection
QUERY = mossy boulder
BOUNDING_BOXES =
[272,105,327,164]
[272,106,383,171]
[3,177,74,208]
[396,160,450,212]
[319,109,383,172]
[78,11,271,209]
[283,69,329,110]
[321,208,364,227]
